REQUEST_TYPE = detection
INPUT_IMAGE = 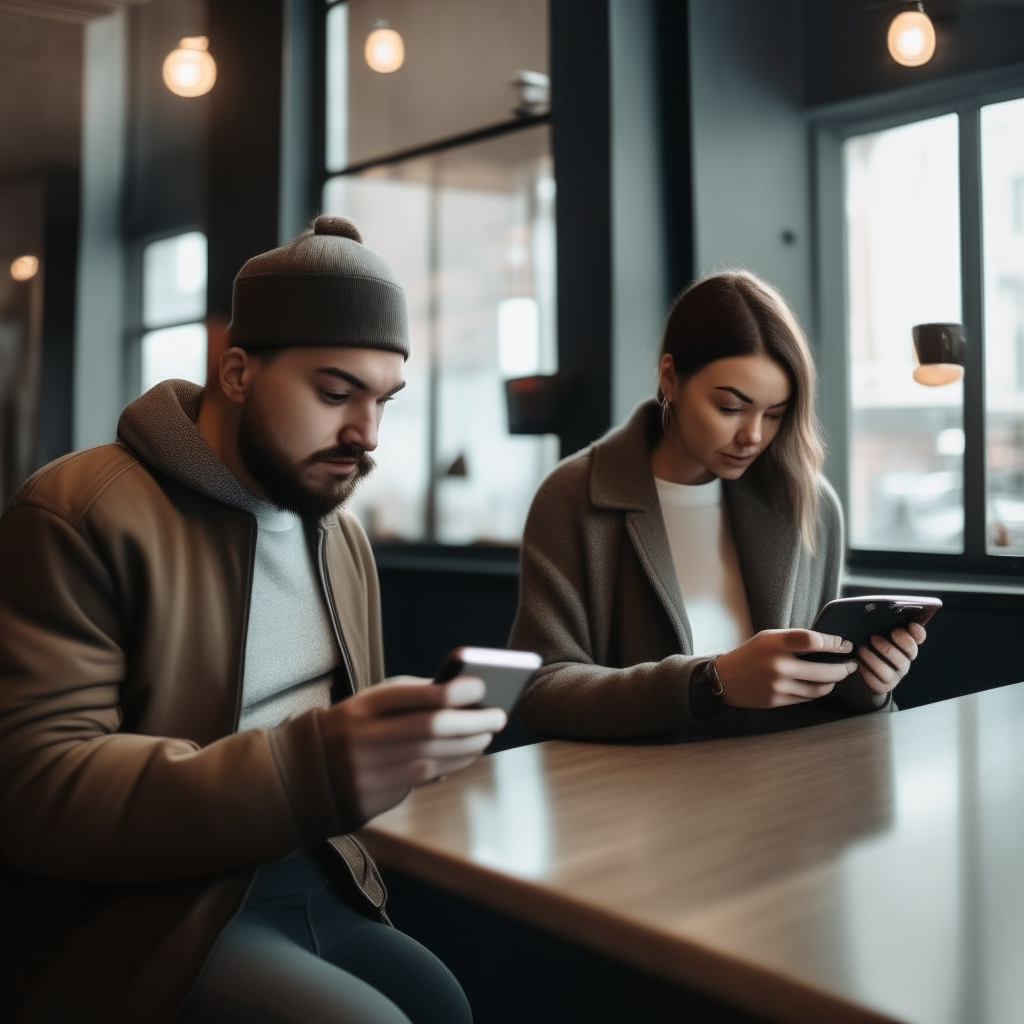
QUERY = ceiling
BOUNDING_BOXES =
[0,10,83,178]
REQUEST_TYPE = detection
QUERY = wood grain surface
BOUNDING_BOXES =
[361,683,1024,1024]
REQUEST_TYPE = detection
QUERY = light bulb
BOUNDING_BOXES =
[163,36,217,97]
[10,255,39,281]
[887,10,936,68]
[365,26,404,74]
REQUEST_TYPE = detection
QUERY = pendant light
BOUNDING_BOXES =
[10,255,39,282]
[163,36,217,98]
[888,5,937,68]
[365,21,404,74]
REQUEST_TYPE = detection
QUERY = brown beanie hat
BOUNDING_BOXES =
[228,215,410,359]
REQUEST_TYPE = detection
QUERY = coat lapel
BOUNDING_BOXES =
[590,401,693,653]
[723,474,801,633]
[625,508,694,654]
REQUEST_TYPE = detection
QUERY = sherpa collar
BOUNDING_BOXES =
[116,379,272,516]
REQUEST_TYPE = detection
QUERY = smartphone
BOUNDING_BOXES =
[798,595,942,663]
[433,646,543,715]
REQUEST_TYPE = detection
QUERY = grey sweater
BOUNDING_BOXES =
[509,399,890,740]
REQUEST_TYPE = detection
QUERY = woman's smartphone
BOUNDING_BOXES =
[433,647,542,716]
[798,595,942,663]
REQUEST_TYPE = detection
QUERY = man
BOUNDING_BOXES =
[0,216,505,1023]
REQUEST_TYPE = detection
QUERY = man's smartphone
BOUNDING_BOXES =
[433,646,542,716]
[798,595,942,663]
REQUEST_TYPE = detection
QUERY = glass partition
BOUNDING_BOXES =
[322,124,557,543]
[844,114,964,553]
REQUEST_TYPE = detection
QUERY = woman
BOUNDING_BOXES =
[509,271,926,738]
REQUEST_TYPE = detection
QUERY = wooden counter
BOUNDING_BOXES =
[362,683,1024,1024]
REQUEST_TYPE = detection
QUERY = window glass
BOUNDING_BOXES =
[328,0,548,170]
[141,323,207,393]
[982,96,1024,554]
[326,2,349,171]
[141,231,207,392]
[844,114,964,553]
[143,231,207,328]
[323,124,557,543]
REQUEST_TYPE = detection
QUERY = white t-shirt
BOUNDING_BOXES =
[655,476,754,656]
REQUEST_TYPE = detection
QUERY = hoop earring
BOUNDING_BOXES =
[659,393,673,434]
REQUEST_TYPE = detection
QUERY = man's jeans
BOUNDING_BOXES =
[174,851,472,1024]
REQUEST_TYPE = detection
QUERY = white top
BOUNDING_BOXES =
[237,504,340,731]
[655,476,754,657]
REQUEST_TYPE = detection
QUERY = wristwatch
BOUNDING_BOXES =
[689,656,729,720]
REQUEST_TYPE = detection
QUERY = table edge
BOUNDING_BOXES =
[360,826,904,1024]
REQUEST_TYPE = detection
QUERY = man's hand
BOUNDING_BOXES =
[714,629,858,709]
[321,676,506,823]
[857,622,927,695]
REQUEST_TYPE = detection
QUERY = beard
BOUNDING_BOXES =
[237,400,376,521]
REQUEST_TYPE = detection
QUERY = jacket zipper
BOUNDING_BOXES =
[316,526,357,697]
[232,513,259,731]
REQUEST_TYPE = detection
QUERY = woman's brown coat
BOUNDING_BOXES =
[510,400,890,739]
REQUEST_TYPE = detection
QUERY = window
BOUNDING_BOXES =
[139,231,208,393]
[982,96,1024,555]
[826,80,1024,573]
[845,115,963,553]
[321,0,555,545]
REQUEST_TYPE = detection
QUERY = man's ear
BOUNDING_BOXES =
[219,347,252,406]
[204,317,231,388]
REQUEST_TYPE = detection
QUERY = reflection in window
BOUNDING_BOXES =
[140,231,207,392]
[329,0,548,169]
[323,126,558,545]
[845,115,964,553]
[983,97,1024,554]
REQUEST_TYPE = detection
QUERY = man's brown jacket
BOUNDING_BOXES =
[0,382,387,1023]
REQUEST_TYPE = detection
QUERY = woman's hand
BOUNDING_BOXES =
[857,622,927,695]
[714,629,858,709]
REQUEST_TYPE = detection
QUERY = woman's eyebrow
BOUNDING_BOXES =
[714,386,752,403]
[714,386,790,408]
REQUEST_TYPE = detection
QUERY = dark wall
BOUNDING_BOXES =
[38,166,79,466]
[804,0,1024,107]
[550,0,612,457]
[206,0,283,319]
[376,545,520,678]
[383,867,767,1024]
[655,0,694,300]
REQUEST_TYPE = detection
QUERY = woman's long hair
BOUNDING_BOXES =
[659,270,825,550]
